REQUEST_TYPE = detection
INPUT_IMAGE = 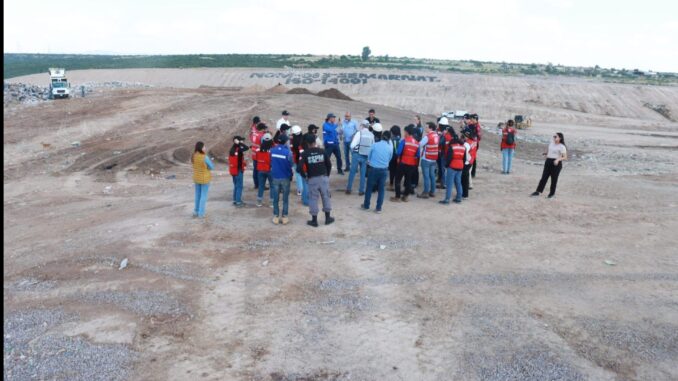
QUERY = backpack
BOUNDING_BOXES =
[505,130,515,145]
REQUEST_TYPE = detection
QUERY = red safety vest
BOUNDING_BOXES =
[400,136,419,166]
[467,138,478,165]
[441,132,453,155]
[250,131,263,159]
[255,149,271,172]
[229,148,245,176]
[449,143,466,170]
[424,131,439,160]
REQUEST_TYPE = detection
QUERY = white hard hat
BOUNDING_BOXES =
[372,123,383,132]
[439,117,449,126]
[290,125,302,135]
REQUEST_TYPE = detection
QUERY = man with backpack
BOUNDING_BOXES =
[346,120,375,195]
[501,119,517,174]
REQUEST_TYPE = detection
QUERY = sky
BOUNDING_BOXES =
[4,0,677,72]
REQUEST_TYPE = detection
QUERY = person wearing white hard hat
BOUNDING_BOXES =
[346,120,375,195]
[289,125,306,199]
[436,117,451,189]
[276,110,290,131]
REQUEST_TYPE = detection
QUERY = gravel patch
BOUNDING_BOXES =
[5,278,57,292]
[463,346,585,381]
[448,272,678,288]
[3,309,136,381]
[81,290,187,317]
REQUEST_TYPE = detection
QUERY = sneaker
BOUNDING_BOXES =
[272,216,280,225]
[344,168,350,172]
[281,216,290,225]
[307,219,319,227]
[401,196,409,202]
[531,192,540,197]
[256,200,263,207]
[235,202,246,208]
[345,189,352,195]
[416,193,429,199]
[547,194,555,199]
[439,200,450,204]
[390,196,400,202]
[359,192,365,196]
[374,209,382,214]
[338,170,345,175]
[453,199,462,203]
[429,192,435,198]
[360,204,369,211]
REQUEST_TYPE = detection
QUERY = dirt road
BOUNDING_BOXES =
[4,84,678,380]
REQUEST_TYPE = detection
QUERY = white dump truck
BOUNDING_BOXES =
[48,68,70,99]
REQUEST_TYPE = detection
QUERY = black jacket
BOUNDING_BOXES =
[298,147,331,178]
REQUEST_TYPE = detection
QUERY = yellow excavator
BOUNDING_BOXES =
[514,115,532,129]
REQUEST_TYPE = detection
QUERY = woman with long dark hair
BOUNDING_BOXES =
[191,141,214,218]
[532,132,567,198]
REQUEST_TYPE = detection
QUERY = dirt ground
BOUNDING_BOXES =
[3,76,678,381]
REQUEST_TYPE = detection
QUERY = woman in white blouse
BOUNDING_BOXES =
[531,132,567,198]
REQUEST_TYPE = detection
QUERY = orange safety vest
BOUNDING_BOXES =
[400,136,419,166]
[467,138,478,164]
[424,131,439,160]
[192,153,212,184]
[449,144,466,170]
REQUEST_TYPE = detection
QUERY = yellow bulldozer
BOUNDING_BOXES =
[514,115,532,129]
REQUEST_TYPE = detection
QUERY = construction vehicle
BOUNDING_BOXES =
[514,115,532,129]
[48,68,70,99]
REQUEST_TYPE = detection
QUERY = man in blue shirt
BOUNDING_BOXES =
[361,126,393,213]
[339,112,357,173]
[322,113,344,175]
[270,134,294,225]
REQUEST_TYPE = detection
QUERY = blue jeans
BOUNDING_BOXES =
[421,159,437,194]
[194,183,209,217]
[343,141,352,169]
[502,148,515,173]
[347,152,367,192]
[301,177,309,206]
[271,178,291,217]
[295,167,304,194]
[252,165,259,188]
[325,143,343,173]
[257,171,273,201]
[363,168,387,210]
[232,171,244,203]
[445,168,463,202]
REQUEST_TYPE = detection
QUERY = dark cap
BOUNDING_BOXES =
[304,133,316,144]
[308,124,319,132]
[282,110,290,116]
[463,113,470,119]
[276,134,289,144]
[327,113,336,119]
[471,113,479,120]
[280,123,290,131]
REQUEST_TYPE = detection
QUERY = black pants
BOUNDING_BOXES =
[536,159,562,196]
[412,166,419,188]
[471,142,479,178]
[461,164,471,198]
[395,163,417,197]
[325,144,343,173]
[389,157,398,185]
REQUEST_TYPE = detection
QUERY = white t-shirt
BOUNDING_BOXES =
[547,142,567,159]
[276,118,290,131]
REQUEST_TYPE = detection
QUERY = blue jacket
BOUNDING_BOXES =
[323,121,339,146]
[270,144,294,180]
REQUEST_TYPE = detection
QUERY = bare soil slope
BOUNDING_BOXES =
[4,85,678,381]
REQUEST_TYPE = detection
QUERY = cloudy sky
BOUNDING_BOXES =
[4,0,677,72]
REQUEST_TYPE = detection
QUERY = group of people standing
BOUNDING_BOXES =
[191,108,568,224]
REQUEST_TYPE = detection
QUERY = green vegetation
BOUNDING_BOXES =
[4,53,677,85]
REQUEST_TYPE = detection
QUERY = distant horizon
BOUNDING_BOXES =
[3,52,671,74]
